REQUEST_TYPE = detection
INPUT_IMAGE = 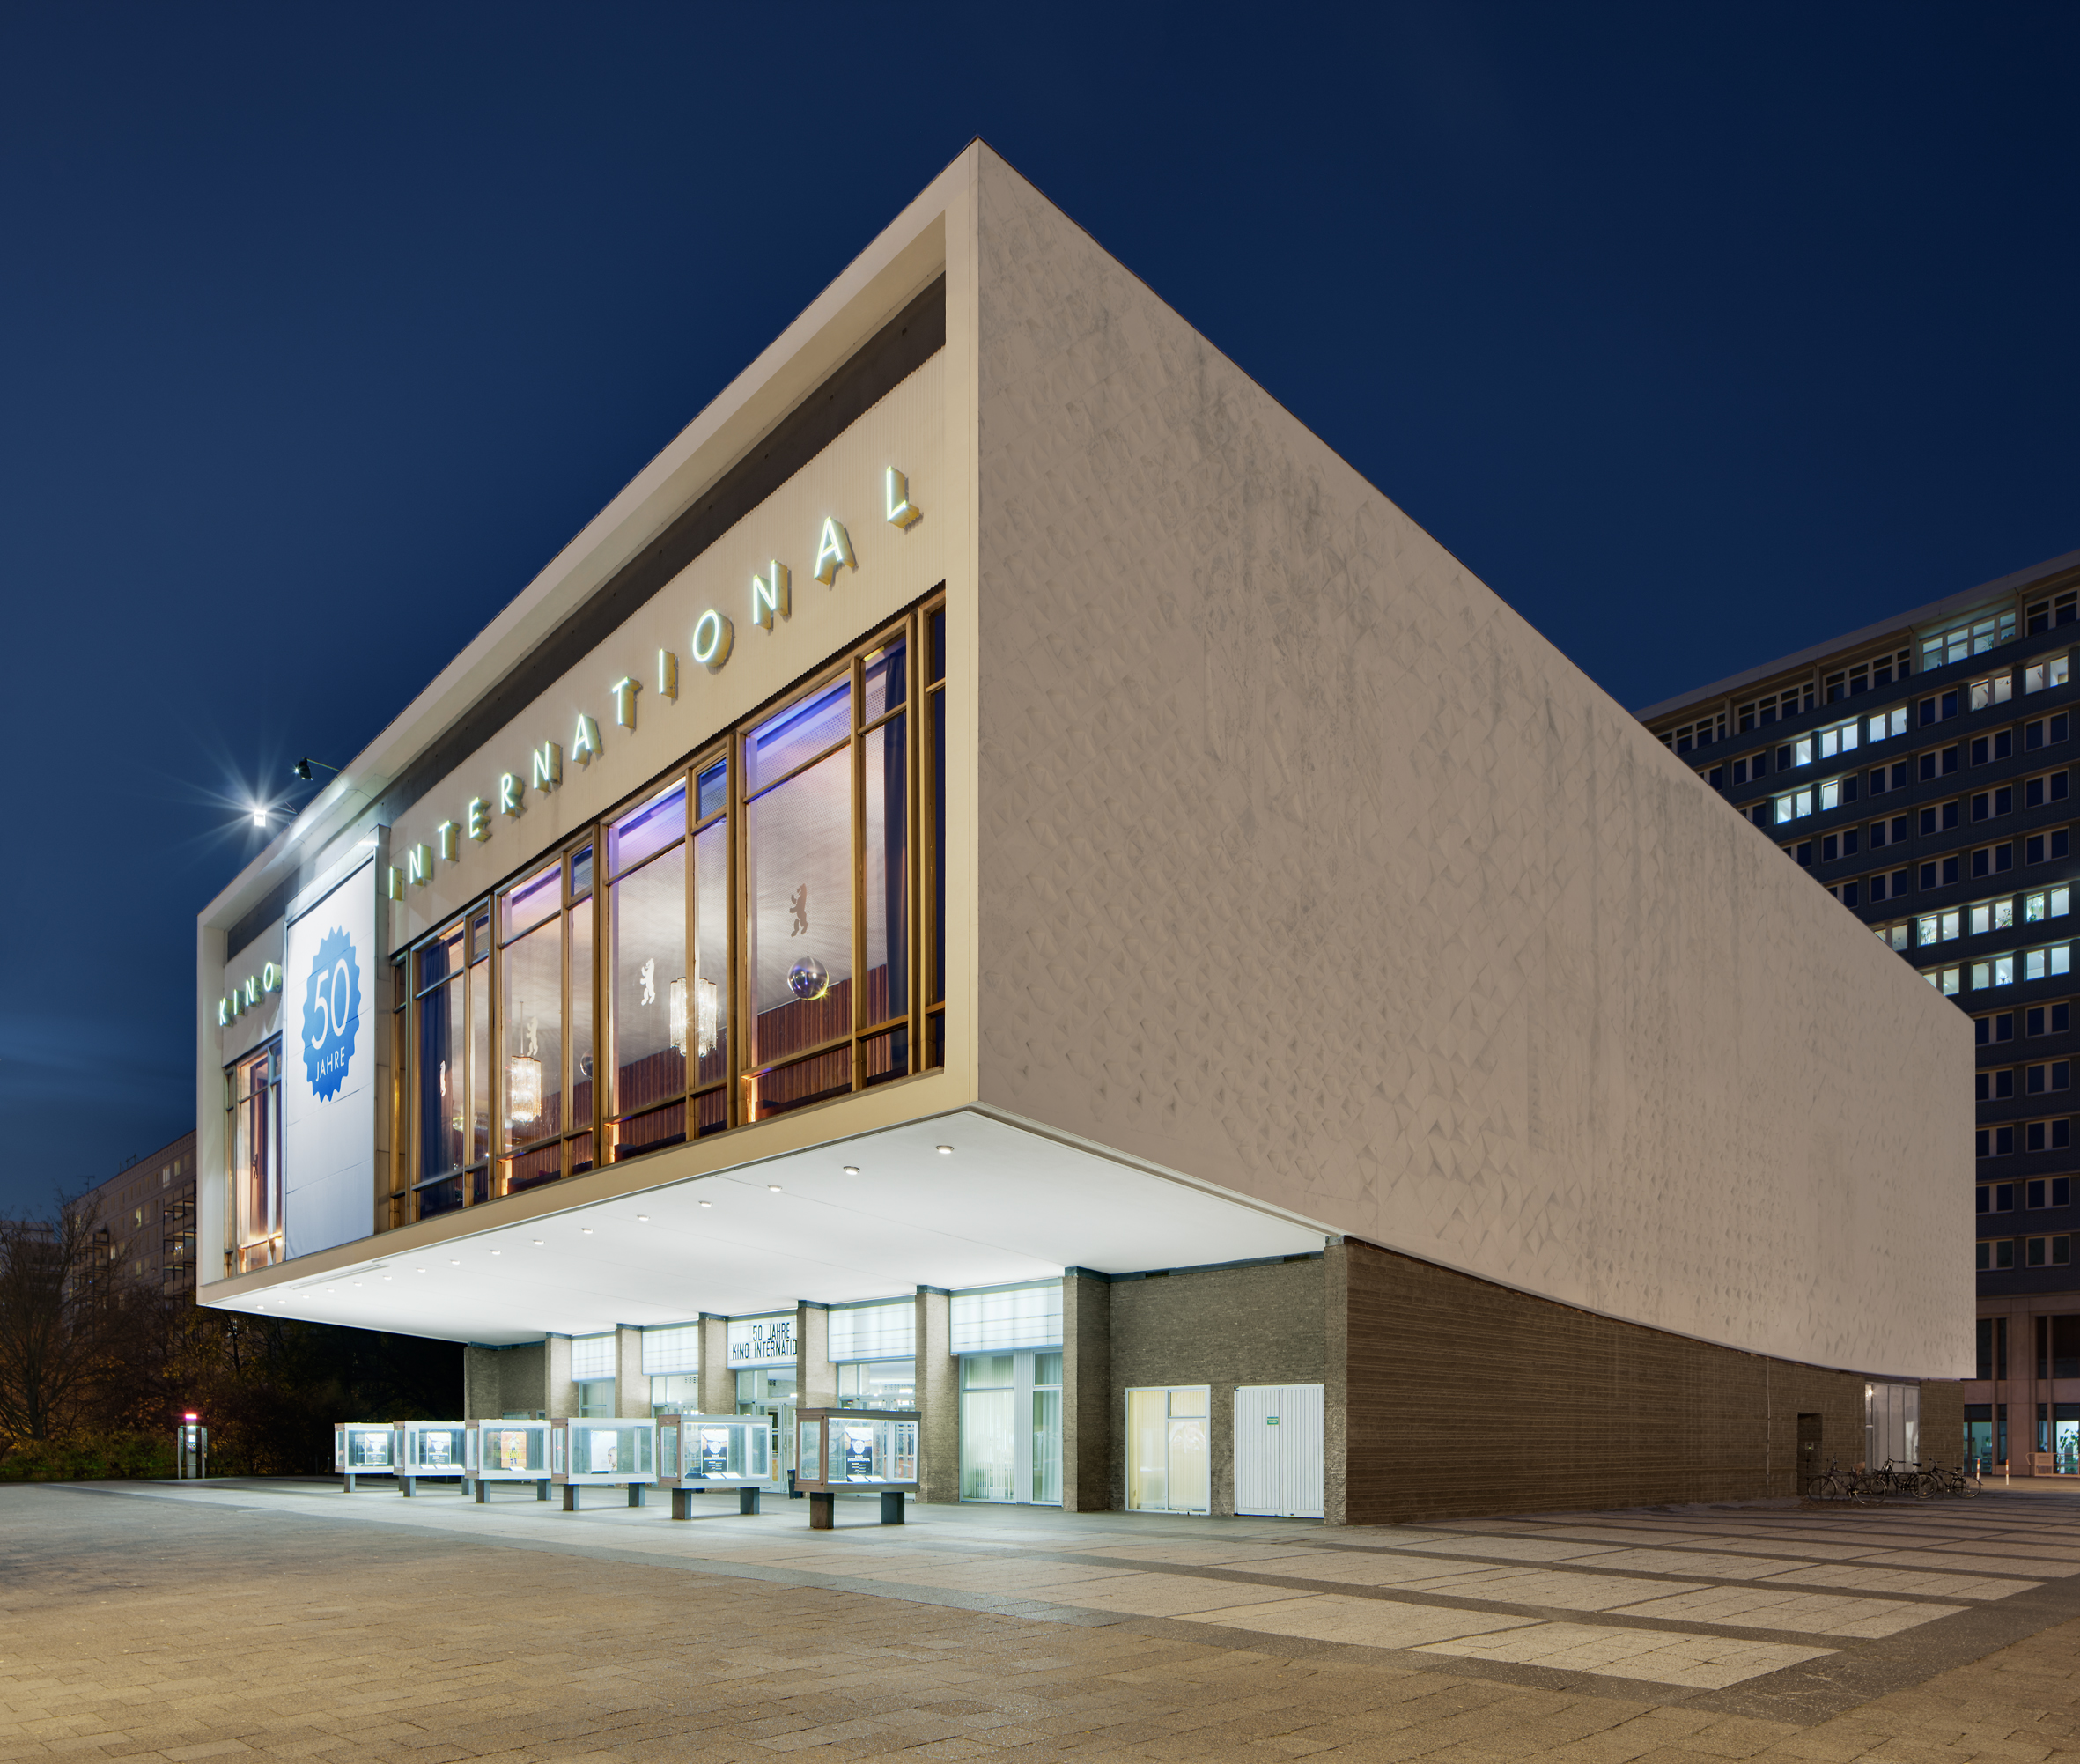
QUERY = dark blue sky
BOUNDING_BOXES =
[4,4,2076,1214]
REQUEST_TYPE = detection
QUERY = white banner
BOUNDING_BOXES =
[283,856,378,1258]
[727,1314,796,1367]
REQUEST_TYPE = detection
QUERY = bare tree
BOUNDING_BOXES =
[0,1194,137,1445]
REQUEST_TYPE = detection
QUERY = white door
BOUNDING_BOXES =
[1234,1384,1324,1518]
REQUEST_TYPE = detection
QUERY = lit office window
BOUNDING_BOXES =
[1921,612,2017,671]
[229,1042,282,1273]
[2025,654,2071,695]
[1970,672,2016,711]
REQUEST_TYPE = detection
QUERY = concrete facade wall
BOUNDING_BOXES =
[969,147,1971,1382]
[1103,1258,1327,1517]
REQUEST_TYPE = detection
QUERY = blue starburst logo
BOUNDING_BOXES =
[301,926,362,1101]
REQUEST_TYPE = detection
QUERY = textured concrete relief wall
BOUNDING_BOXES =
[970,151,1970,1379]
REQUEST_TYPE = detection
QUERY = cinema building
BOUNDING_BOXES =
[195,144,1968,1523]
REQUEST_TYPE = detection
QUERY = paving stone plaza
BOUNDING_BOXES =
[5,1481,2080,1760]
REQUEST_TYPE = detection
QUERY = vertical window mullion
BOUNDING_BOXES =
[853,652,867,1091]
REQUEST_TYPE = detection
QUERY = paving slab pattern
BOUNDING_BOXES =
[3,1480,2080,1760]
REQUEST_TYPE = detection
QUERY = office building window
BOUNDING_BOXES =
[2025,771,2071,809]
[1978,1069,2015,1101]
[1920,801,1962,836]
[2025,713,2070,750]
[1978,1126,2015,1157]
[1921,690,1963,726]
[1873,919,1911,950]
[1870,816,1908,848]
[1730,752,1766,785]
[1737,686,1815,732]
[1920,856,1963,889]
[1971,730,2015,766]
[1865,705,1909,741]
[1971,672,2016,711]
[1922,612,2017,672]
[1870,760,1910,793]
[2025,654,2071,696]
[1971,898,2017,936]
[2026,1120,2073,1153]
[1918,911,1962,948]
[1920,746,1961,781]
[1927,967,1961,996]
[2024,944,2075,983]
[1820,830,1858,863]
[2025,1002,2071,1037]
[1978,1011,2016,1044]
[2025,830,2072,866]
[2026,1177,2074,1207]
[2027,591,2078,635]
[1970,956,2015,990]
[1663,713,1726,754]
[1972,843,2016,878]
[1868,868,1909,903]
[1972,788,2013,822]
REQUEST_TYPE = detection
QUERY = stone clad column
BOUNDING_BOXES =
[699,1314,731,1416]
[545,1334,576,1420]
[914,1287,957,1502]
[1061,1268,1111,1511]
[797,1303,836,1408]
[1323,1238,1349,1526]
[616,1325,646,1418]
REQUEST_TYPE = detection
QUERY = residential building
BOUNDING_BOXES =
[80,1131,199,1296]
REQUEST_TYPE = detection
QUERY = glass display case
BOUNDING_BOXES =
[467,1419,553,1502]
[793,1408,919,1528]
[550,1417,657,1510]
[395,1421,469,1496]
[335,1421,395,1491]
[656,1414,778,1518]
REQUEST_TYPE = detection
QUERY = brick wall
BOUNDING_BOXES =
[1341,1237,1866,1523]
[1104,1258,1326,1517]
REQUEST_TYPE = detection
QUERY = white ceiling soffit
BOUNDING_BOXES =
[218,1111,1329,1345]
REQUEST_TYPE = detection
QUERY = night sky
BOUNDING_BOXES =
[4,6,2076,1215]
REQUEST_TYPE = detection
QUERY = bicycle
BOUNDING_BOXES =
[1805,1457,1862,1502]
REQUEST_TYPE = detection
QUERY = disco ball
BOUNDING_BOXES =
[787,956,830,1001]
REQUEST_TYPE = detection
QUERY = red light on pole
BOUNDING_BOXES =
[183,1412,197,1421]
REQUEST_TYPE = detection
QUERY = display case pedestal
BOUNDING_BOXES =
[563,1485,581,1512]
[881,1491,905,1524]
[626,1484,645,1509]
[809,1492,835,1530]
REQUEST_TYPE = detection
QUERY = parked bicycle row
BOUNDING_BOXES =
[1806,1457,1979,1502]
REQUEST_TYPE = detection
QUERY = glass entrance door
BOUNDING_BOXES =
[735,1369,798,1482]
[958,1351,1061,1503]
[1125,1386,1211,1514]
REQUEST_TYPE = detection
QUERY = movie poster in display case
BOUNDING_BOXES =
[468,1419,551,1479]
[550,1418,656,1484]
[656,1414,773,1487]
[792,1408,920,1493]
[335,1421,394,1472]
[397,1421,468,1476]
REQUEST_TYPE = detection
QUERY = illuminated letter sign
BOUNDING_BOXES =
[498,772,524,816]
[406,843,431,886]
[885,467,922,529]
[610,676,639,730]
[658,649,679,701]
[467,796,490,842]
[531,742,563,793]
[692,609,734,669]
[751,562,791,631]
[813,518,855,586]
[572,714,601,768]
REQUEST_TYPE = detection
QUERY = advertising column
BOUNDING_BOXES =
[283,853,380,1259]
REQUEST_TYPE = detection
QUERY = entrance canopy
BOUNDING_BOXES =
[209,1111,1330,1343]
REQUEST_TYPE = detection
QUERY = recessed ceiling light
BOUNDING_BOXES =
[382,1275,393,1281]
[581,1227,593,1235]
[843,1165,860,1176]
[637,1214,648,1222]
[490,1250,501,1257]
[324,1287,336,1293]
[935,1144,954,1155]
[698,1199,712,1208]
[417,1267,427,1273]
[449,1258,460,1266]
[768,1184,782,1192]
[533,1238,544,1246]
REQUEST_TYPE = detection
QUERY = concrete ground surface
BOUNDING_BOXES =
[3,1480,2079,1760]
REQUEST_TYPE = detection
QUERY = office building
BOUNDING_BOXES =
[1641,550,2080,1473]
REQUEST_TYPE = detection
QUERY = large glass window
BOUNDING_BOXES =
[958,1349,1060,1504]
[397,597,945,1222]
[1126,1386,1212,1515]
[499,843,594,1192]
[228,1041,281,1273]
[742,629,916,1117]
